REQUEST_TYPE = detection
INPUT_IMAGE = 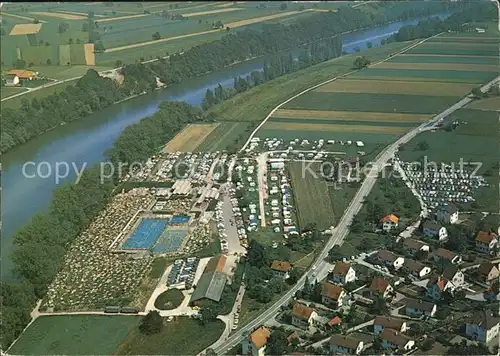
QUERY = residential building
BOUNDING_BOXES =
[404,299,437,318]
[321,282,346,308]
[4,74,19,86]
[6,69,37,80]
[270,260,292,280]
[422,220,448,241]
[373,316,407,335]
[242,327,271,356]
[426,276,454,301]
[329,335,364,355]
[402,238,430,256]
[403,258,431,279]
[380,214,399,231]
[368,277,393,299]
[436,203,459,224]
[465,310,500,344]
[477,262,499,284]
[329,261,356,285]
[374,250,405,269]
[380,328,415,351]
[475,231,499,255]
[442,265,465,288]
[326,316,342,328]
[432,248,462,265]
[287,331,303,346]
[291,303,317,329]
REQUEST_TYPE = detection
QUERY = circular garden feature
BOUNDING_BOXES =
[154,289,184,310]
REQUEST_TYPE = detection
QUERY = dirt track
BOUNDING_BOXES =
[95,13,150,23]
[31,11,86,20]
[182,7,243,17]
[9,23,42,35]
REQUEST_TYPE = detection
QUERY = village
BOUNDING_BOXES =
[29,132,499,355]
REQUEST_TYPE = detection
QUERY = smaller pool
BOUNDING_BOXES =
[123,218,169,249]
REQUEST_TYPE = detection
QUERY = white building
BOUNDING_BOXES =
[436,203,459,224]
[242,327,271,356]
[329,335,363,355]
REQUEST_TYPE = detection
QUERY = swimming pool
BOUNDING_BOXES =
[122,218,169,249]
[153,229,187,254]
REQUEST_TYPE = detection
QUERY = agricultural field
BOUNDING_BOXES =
[9,315,140,355]
[163,123,219,152]
[195,121,253,152]
[115,317,224,355]
[288,162,335,230]
[0,86,28,99]
[398,108,499,211]
[466,96,500,111]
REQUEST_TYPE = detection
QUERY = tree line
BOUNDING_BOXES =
[383,1,497,43]
[0,101,205,348]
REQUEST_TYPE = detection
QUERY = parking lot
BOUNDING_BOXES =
[167,257,200,289]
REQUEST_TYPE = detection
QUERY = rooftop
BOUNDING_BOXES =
[329,335,361,350]
[405,298,436,312]
[376,250,400,262]
[404,258,428,273]
[190,271,227,302]
[380,328,412,348]
[204,255,227,274]
[380,214,399,224]
[292,302,314,320]
[478,262,498,276]
[374,316,405,330]
[403,238,427,250]
[466,310,500,330]
[321,282,344,301]
[476,231,498,244]
[370,277,391,293]
[434,248,458,261]
[249,327,271,349]
[332,261,351,276]
[271,260,292,272]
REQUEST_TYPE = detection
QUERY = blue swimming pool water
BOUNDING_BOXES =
[170,216,190,224]
[153,229,187,254]
[123,218,169,249]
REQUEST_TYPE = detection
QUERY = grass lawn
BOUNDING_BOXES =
[30,65,113,80]
[195,121,254,153]
[116,317,224,355]
[329,183,360,225]
[9,315,140,355]
[1,86,27,98]
[154,289,184,310]
[207,41,415,124]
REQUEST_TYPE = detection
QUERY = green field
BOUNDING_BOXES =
[0,86,28,98]
[428,36,499,44]
[9,315,140,355]
[195,121,253,152]
[282,92,459,114]
[399,108,499,212]
[207,41,414,123]
[289,162,335,230]
[29,64,113,79]
[115,317,224,355]
[406,42,498,56]
[349,67,497,83]
[390,55,499,65]
[466,96,500,111]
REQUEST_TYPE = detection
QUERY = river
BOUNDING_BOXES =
[1,14,448,280]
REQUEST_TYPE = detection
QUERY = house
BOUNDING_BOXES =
[442,265,465,289]
[477,262,499,284]
[436,203,459,224]
[369,277,393,299]
[380,214,399,231]
[286,331,304,346]
[432,248,462,265]
[329,261,356,285]
[4,74,19,86]
[329,335,364,355]
[403,259,431,279]
[270,260,292,280]
[404,299,437,318]
[465,310,500,343]
[7,69,37,80]
[374,250,405,269]
[426,276,454,301]
[242,327,271,356]
[321,282,346,308]
[374,316,407,335]
[291,302,317,329]
[326,316,342,328]
[475,231,499,255]
[422,220,448,241]
[402,238,430,256]
[380,328,415,351]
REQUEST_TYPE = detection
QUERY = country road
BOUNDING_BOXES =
[212,75,500,355]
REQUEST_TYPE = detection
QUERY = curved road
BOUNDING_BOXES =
[213,75,500,355]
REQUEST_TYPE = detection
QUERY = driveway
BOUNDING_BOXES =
[221,185,245,255]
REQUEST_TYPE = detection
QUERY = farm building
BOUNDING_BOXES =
[190,255,228,304]
[7,69,37,80]
[4,74,19,86]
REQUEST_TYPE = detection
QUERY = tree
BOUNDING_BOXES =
[76,38,81,44]
[257,286,273,303]
[226,26,231,32]
[58,22,69,34]
[299,4,305,11]
[366,41,373,48]
[33,18,40,24]
[68,38,73,44]
[279,3,287,11]
[202,89,216,111]
[200,306,219,323]
[266,329,290,355]
[416,140,429,151]
[287,268,300,285]
[353,56,371,69]
[269,277,286,294]
[471,87,484,99]
[115,60,123,68]
[152,32,161,40]
[94,41,105,52]
[13,59,26,69]
[82,22,89,32]
[369,295,389,314]
[247,240,269,268]
[46,58,52,65]
[139,311,162,334]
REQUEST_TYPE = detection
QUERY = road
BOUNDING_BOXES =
[213,75,500,354]
[256,153,268,228]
